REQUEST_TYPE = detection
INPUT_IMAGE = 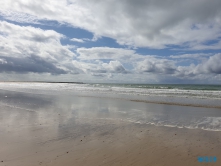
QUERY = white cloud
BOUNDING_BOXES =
[195,53,221,74]
[70,37,97,43]
[1,0,221,49]
[174,54,221,79]
[76,46,221,78]
[70,38,85,43]
[0,21,79,74]
[103,60,128,74]
[136,58,177,74]
[77,47,136,61]
[0,20,221,82]
[0,10,39,24]
[72,59,128,74]
[170,53,212,59]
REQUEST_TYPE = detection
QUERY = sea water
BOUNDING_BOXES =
[0,82,221,131]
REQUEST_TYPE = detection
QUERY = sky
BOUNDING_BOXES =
[0,0,221,84]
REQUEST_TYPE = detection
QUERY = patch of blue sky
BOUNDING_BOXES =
[37,21,126,49]
[202,38,221,46]
[38,22,95,46]
[31,20,124,50]
[135,47,176,57]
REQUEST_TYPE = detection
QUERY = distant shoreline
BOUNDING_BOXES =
[0,81,84,84]
[1,82,221,86]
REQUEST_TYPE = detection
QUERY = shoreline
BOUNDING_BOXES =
[0,85,221,109]
[0,81,84,84]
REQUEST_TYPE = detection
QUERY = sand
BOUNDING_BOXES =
[0,89,221,166]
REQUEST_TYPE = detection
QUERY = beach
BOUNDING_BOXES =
[0,83,221,166]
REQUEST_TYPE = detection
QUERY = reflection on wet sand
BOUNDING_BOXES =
[0,90,221,166]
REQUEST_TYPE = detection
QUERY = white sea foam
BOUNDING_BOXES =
[119,113,221,131]
[77,115,221,131]
[145,117,221,131]
[0,82,220,100]
[195,117,221,130]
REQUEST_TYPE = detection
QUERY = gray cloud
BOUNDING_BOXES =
[170,53,212,59]
[0,55,67,74]
[75,47,221,80]
[108,61,128,74]
[91,73,106,77]
[0,15,220,83]
[1,0,221,49]
[136,59,177,74]
[195,53,221,74]
[77,47,136,61]
[0,21,82,75]
[73,60,128,75]
[174,54,221,78]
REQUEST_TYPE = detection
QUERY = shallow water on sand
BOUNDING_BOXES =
[0,89,221,133]
[1,88,221,166]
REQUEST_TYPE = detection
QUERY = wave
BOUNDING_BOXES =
[92,83,221,91]
[73,115,221,131]
[126,117,221,131]
[0,82,221,100]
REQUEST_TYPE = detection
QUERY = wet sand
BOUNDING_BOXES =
[0,89,221,166]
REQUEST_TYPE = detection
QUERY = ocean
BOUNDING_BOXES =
[92,83,221,91]
[0,82,221,99]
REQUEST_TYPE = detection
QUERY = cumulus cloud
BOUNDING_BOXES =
[75,46,221,80]
[72,60,106,74]
[173,54,221,79]
[136,58,177,74]
[72,59,128,75]
[0,21,68,59]
[77,47,136,61]
[0,55,67,74]
[0,21,80,74]
[134,53,221,80]
[1,0,221,49]
[0,19,220,83]
[104,61,128,74]
[195,53,221,74]
[0,18,220,82]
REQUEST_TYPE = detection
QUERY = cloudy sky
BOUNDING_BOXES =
[0,0,221,84]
